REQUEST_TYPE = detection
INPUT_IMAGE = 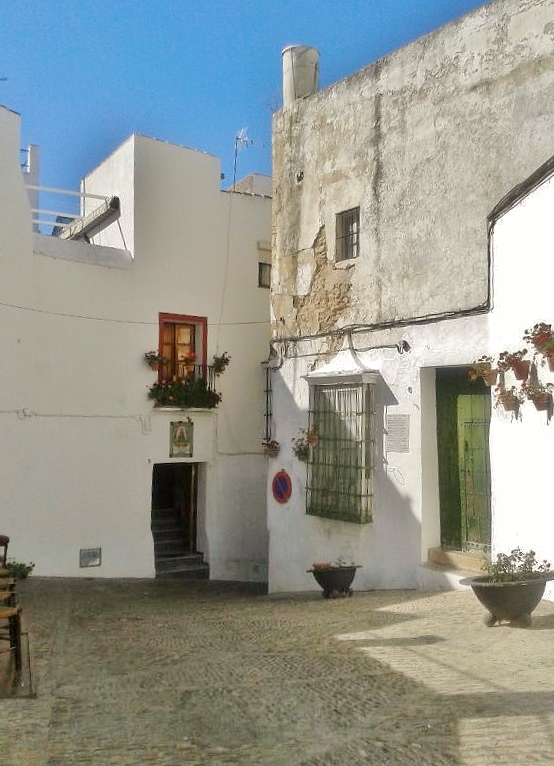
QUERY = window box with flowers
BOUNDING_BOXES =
[148,375,221,409]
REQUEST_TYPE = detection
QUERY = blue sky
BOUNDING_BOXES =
[1,0,489,191]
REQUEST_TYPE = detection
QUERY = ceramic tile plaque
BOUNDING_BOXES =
[386,414,410,453]
[170,419,193,457]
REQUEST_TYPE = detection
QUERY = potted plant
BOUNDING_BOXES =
[5,560,35,579]
[307,558,361,598]
[494,385,523,413]
[148,376,221,408]
[262,438,280,457]
[523,321,554,371]
[292,425,318,462]
[468,355,497,386]
[212,352,231,376]
[144,351,165,371]
[521,380,553,411]
[467,548,552,626]
[497,349,530,380]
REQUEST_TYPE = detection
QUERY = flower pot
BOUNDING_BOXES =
[529,393,551,411]
[511,360,530,381]
[498,393,519,411]
[263,446,279,458]
[469,575,548,627]
[482,369,498,386]
[308,565,361,598]
[148,361,159,371]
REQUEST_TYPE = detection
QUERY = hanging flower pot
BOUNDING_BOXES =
[497,391,519,412]
[497,350,529,381]
[530,394,551,411]
[262,439,280,458]
[512,360,530,381]
[482,369,498,386]
[522,382,553,412]
[144,351,165,371]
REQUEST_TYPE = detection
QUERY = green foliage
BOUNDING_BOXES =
[484,548,551,583]
[148,376,221,409]
[6,559,35,579]
[212,352,231,376]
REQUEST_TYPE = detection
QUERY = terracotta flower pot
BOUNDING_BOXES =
[482,369,498,387]
[511,360,530,381]
[498,393,519,411]
[529,393,551,411]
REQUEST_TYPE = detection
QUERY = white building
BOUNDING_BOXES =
[268,0,554,595]
[0,105,272,581]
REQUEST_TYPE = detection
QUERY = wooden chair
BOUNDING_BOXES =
[0,605,22,673]
[0,536,8,569]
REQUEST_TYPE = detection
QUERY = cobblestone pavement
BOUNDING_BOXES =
[1,578,554,765]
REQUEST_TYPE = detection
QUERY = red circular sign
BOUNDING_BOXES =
[272,470,292,504]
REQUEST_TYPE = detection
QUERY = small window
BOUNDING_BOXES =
[158,313,207,380]
[336,207,360,262]
[307,381,374,523]
[258,262,271,288]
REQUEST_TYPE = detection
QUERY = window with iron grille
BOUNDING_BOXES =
[158,313,207,381]
[335,207,360,262]
[307,381,374,524]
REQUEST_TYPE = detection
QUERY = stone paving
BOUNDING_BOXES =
[1,577,554,765]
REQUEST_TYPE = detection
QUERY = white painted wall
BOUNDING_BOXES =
[0,112,271,580]
[267,317,491,593]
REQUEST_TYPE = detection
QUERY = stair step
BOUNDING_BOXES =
[156,566,209,581]
[152,531,185,545]
[155,554,205,573]
[154,543,190,556]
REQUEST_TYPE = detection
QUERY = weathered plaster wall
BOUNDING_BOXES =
[272,0,554,335]
[268,0,554,594]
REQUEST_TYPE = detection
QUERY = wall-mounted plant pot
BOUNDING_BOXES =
[482,370,498,386]
[511,360,530,381]
[263,447,280,458]
[468,575,550,627]
[308,565,361,598]
[529,394,551,411]
[498,393,519,411]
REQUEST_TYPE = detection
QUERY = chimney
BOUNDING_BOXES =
[282,46,319,108]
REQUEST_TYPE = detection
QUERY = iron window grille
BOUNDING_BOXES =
[307,381,374,524]
[335,207,360,262]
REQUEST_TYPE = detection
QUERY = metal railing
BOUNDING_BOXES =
[25,184,118,239]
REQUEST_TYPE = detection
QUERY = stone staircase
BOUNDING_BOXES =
[151,506,209,580]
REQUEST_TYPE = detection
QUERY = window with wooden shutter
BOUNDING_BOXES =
[158,313,207,381]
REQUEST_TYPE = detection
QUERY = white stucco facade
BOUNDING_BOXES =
[0,106,271,580]
[268,0,554,595]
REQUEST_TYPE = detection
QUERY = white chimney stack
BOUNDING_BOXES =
[282,45,319,108]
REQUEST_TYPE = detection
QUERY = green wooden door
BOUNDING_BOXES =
[436,368,491,553]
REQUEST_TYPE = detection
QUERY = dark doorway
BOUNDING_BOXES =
[436,367,491,555]
[151,463,198,552]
